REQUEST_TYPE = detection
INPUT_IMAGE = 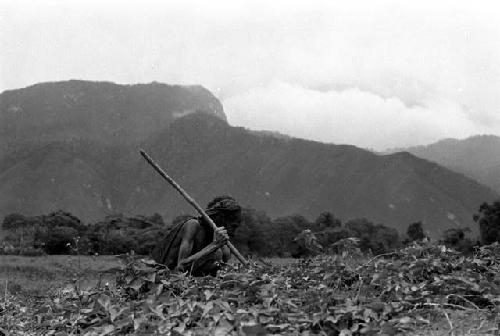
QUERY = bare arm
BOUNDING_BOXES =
[221,245,231,263]
[178,244,222,270]
[176,220,227,271]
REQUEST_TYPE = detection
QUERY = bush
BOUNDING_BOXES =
[441,227,475,254]
[42,210,85,231]
[233,208,272,256]
[474,201,500,244]
[43,226,79,254]
[407,221,425,242]
[314,212,341,231]
[316,227,352,251]
[290,230,323,258]
[269,215,311,256]
[345,218,401,254]
[1,213,27,229]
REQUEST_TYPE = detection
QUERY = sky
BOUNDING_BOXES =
[1,0,500,150]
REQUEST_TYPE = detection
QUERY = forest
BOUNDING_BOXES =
[2,200,499,258]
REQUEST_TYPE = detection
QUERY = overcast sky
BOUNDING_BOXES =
[2,0,500,150]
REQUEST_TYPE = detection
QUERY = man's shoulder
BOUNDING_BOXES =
[182,217,203,231]
[181,217,211,240]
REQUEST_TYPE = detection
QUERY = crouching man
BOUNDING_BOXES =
[151,195,241,276]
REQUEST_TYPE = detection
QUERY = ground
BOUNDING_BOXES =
[0,244,499,335]
[0,255,121,297]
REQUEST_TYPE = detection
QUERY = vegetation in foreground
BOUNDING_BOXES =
[1,240,499,336]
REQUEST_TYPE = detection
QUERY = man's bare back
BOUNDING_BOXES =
[152,196,241,276]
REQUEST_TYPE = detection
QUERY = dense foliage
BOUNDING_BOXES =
[474,201,500,244]
[2,202,494,257]
[406,222,425,242]
[1,211,166,256]
[2,241,499,335]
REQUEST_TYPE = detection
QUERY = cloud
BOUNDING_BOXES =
[2,0,500,149]
[224,80,486,150]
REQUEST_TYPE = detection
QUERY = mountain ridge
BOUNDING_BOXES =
[0,80,225,155]
[0,81,497,239]
[387,134,500,194]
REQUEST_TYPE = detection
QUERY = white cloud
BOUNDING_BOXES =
[225,80,485,150]
[1,0,500,149]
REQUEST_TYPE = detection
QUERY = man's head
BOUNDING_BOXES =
[206,195,241,236]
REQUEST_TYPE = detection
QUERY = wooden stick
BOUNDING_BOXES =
[140,149,248,266]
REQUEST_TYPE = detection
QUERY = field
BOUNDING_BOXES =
[1,243,500,336]
[0,255,122,297]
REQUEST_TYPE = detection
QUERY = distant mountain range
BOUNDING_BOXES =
[387,135,500,194]
[0,80,224,154]
[0,81,497,238]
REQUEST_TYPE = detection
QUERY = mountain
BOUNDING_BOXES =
[391,135,500,194]
[0,81,497,238]
[122,114,497,238]
[0,80,224,154]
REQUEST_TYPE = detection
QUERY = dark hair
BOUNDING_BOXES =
[206,195,241,215]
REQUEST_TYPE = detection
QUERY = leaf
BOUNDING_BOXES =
[98,325,115,336]
[214,319,234,336]
[267,323,290,332]
[259,315,274,324]
[204,289,214,301]
[134,316,146,331]
[398,316,412,324]
[140,258,158,266]
[241,323,267,336]
[129,278,144,291]
[97,294,111,311]
[202,301,214,317]
[142,272,156,283]
[110,307,129,322]
[379,322,398,336]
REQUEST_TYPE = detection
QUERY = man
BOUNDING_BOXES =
[151,195,241,276]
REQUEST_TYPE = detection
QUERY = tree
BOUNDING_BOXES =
[371,225,400,254]
[345,218,401,254]
[233,208,272,256]
[314,212,341,231]
[43,226,78,254]
[2,213,28,230]
[43,210,85,231]
[407,221,425,242]
[316,227,352,251]
[134,227,166,255]
[345,218,376,252]
[290,229,323,258]
[441,227,474,254]
[270,215,311,256]
[474,201,500,244]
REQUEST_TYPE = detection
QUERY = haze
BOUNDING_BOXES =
[2,0,500,150]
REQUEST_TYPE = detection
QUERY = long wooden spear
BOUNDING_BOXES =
[139,149,248,266]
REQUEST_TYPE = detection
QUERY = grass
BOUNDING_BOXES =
[0,254,122,297]
[0,255,297,299]
[0,255,291,298]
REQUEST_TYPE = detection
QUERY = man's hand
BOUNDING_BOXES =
[213,227,229,247]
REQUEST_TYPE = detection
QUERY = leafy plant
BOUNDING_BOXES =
[3,240,499,335]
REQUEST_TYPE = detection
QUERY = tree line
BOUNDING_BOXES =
[1,201,500,257]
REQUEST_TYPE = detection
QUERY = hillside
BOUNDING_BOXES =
[392,135,500,194]
[0,81,498,238]
[122,114,497,238]
[0,80,225,154]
